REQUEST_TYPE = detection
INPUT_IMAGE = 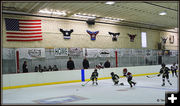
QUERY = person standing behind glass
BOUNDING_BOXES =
[83,57,89,69]
[38,64,43,72]
[104,60,111,68]
[22,61,28,73]
[67,57,75,70]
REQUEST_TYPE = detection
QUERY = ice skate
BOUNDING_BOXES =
[161,83,165,86]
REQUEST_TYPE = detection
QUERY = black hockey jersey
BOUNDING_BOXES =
[60,29,73,39]
[91,71,98,78]
[128,34,136,42]
[112,74,119,82]
[159,67,170,75]
[108,32,120,41]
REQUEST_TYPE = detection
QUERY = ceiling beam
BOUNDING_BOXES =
[27,2,40,13]
[143,2,178,12]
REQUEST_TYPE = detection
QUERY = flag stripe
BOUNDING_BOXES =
[7,39,43,42]
[19,20,41,22]
[7,35,42,38]
[5,18,42,42]
[19,23,41,25]
[19,26,41,28]
[19,29,42,31]
[6,32,42,35]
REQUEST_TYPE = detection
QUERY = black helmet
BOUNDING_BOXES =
[94,69,97,72]
[111,72,114,76]
[161,63,165,67]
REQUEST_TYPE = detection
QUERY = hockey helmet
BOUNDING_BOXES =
[161,63,165,67]
[111,72,114,76]
[123,68,127,73]
[94,69,97,72]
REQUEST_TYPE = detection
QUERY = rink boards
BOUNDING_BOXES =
[3,64,173,90]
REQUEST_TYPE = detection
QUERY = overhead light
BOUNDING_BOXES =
[101,17,124,22]
[73,13,96,19]
[159,11,167,16]
[105,1,115,5]
[39,9,67,16]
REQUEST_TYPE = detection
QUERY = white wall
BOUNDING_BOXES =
[3,65,171,87]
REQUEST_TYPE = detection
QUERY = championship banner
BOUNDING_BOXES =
[98,49,111,57]
[2,48,15,60]
[18,48,45,59]
[54,48,68,56]
[68,48,83,56]
[83,48,99,58]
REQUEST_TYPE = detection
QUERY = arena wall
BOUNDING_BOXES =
[2,14,178,50]
[3,65,172,90]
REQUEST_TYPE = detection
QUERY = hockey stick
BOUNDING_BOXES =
[146,75,158,78]
[81,79,91,86]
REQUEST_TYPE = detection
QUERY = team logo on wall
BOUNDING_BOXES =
[28,49,42,57]
[127,33,136,42]
[68,48,83,56]
[60,28,73,39]
[54,48,68,56]
[108,32,120,41]
[98,49,110,57]
[169,35,174,44]
[18,48,45,59]
[161,37,168,44]
[86,30,99,40]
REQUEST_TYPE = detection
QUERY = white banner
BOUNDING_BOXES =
[68,48,83,56]
[18,48,45,59]
[98,49,111,57]
[54,48,68,56]
[83,48,99,58]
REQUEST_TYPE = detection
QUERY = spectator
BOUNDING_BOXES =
[22,61,28,73]
[34,66,38,72]
[38,64,43,72]
[53,65,58,71]
[43,66,48,71]
[67,57,75,70]
[48,65,53,71]
[83,57,89,69]
[104,60,111,68]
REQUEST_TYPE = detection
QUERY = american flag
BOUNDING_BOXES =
[5,18,42,42]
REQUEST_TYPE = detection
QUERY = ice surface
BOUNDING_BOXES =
[2,75,178,105]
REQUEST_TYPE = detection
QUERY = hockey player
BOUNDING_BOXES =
[157,63,172,86]
[96,62,104,70]
[170,63,178,77]
[111,72,119,85]
[90,68,99,85]
[123,68,136,88]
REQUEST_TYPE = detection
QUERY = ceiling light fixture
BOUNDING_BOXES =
[39,9,67,16]
[73,13,96,19]
[159,11,167,16]
[105,1,115,5]
[101,17,124,22]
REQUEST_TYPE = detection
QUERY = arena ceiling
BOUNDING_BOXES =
[2,1,178,32]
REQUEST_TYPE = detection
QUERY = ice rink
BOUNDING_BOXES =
[3,75,178,105]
